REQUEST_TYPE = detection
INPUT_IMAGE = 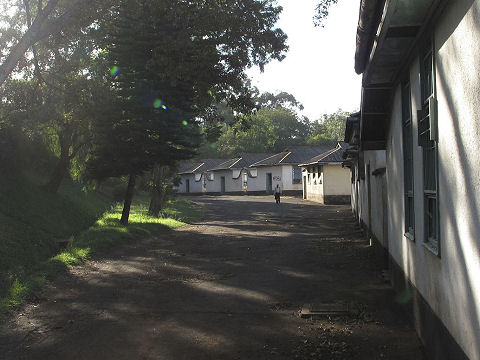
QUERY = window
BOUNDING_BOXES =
[292,167,302,184]
[418,38,439,254]
[402,81,415,239]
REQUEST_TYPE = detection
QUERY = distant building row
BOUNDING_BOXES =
[177,143,351,204]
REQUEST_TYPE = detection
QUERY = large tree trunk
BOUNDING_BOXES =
[148,165,166,217]
[120,174,136,225]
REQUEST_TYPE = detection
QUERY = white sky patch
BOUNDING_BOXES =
[247,0,362,121]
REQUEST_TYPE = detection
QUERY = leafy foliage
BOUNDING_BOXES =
[307,109,349,145]
[215,106,310,156]
[314,0,339,27]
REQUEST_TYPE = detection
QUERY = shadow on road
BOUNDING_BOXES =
[0,196,424,360]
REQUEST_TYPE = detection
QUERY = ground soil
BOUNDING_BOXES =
[0,196,425,360]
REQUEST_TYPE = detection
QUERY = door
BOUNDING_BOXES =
[221,176,226,194]
[185,179,190,193]
[303,176,307,199]
[266,173,272,193]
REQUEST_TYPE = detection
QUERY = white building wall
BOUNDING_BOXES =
[281,165,303,191]
[358,151,385,230]
[363,151,387,246]
[178,174,203,193]
[245,166,282,193]
[350,168,358,215]
[204,170,243,193]
[323,165,351,197]
[304,165,324,203]
[386,1,480,358]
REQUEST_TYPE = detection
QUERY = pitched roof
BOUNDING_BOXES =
[209,153,272,171]
[177,158,225,174]
[300,142,348,166]
[251,146,333,167]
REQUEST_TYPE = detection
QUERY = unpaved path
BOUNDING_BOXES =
[0,196,424,359]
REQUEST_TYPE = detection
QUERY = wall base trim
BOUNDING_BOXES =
[361,239,469,360]
[177,190,303,197]
[324,195,351,205]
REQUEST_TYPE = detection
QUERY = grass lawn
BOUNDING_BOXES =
[0,191,200,319]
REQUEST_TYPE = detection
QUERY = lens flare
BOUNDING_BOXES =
[182,120,188,126]
[153,99,167,110]
[153,99,162,108]
[110,66,120,77]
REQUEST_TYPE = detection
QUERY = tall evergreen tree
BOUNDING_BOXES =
[87,0,288,224]
[87,2,200,224]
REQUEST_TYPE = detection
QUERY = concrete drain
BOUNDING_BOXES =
[300,302,357,318]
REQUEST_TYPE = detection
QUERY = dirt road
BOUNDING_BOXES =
[0,196,424,359]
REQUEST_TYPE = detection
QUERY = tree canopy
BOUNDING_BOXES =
[200,91,351,157]
[1,0,289,224]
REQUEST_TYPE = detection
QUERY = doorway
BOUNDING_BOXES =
[266,173,273,193]
[303,176,307,199]
[221,176,226,194]
[185,179,190,193]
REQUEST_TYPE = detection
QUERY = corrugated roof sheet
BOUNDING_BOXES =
[301,142,348,165]
[210,153,273,170]
[251,146,333,167]
[177,158,225,174]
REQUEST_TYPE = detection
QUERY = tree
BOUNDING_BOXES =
[314,0,339,27]
[0,0,114,86]
[87,0,288,224]
[256,91,304,111]
[216,104,310,156]
[1,6,112,193]
[307,109,349,145]
[147,165,179,217]
[86,6,201,223]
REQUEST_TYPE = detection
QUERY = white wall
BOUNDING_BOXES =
[178,174,203,193]
[357,151,386,233]
[204,170,243,193]
[303,165,324,202]
[386,1,480,357]
[245,166,282,192]
[323,164,351,197]
[281,165,303,191]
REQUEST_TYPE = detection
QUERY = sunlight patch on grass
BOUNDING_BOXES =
[0,197,199,318]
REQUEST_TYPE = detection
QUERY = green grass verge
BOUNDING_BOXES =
[0,195,200,319]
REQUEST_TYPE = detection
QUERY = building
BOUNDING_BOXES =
[300,142,351,204]
[249,146,332,196]
[345,0,480,359]
[176,146,343,196]
[177,159,225,194]
[343,112,388,261]
[204,153,271,194]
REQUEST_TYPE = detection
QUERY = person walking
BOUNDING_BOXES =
[274,184,281,204]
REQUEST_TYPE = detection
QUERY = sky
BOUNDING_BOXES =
[246,0,362,121]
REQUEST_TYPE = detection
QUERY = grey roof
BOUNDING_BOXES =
[177,158,225,174]
[251,146,333,167]
[210,153,272,171]
[300,142,348,166]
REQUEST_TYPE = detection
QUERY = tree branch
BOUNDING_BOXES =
[0,0,60,86]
